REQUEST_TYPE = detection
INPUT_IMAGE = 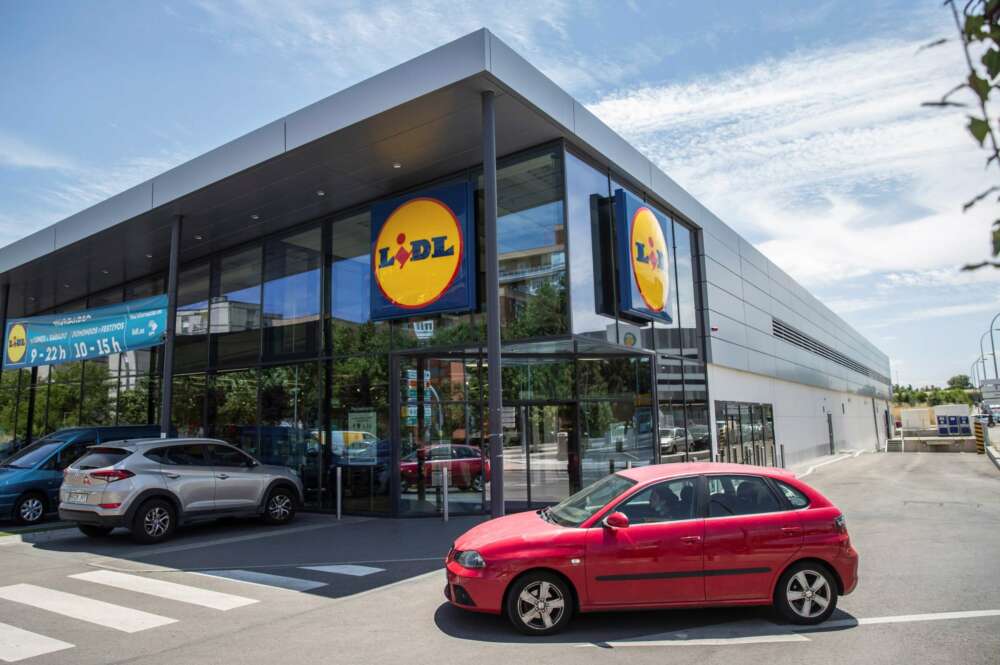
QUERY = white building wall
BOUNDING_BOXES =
[708,364,890,467]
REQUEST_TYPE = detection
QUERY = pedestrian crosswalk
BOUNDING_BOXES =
[0,564,387,662]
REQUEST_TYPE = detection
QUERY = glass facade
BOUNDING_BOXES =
[714,400,777,466]
[0,140,718,515]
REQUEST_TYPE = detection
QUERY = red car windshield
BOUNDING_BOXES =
[546,473,636,527]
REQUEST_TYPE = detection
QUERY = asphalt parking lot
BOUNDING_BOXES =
[0,451,997,664]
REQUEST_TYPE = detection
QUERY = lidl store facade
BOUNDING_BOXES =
[0,30,891,517]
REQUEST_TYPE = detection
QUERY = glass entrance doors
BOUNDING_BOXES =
[502,404,577,512]
[715,401,777,466]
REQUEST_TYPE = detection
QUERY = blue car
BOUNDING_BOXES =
[0,425,161,525]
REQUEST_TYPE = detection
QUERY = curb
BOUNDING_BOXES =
[987,446,1000,472]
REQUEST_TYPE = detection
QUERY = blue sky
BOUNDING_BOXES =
[0,1,992,387]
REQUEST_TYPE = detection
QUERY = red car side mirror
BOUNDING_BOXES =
[603,512,629,529]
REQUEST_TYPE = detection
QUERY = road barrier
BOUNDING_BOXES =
[974,422,986,455]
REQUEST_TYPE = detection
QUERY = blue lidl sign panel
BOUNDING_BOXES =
[613,189,673,323]
[371,182,475,320]
[4,295,168,369]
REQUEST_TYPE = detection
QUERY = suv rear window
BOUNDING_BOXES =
[75,447,131,470]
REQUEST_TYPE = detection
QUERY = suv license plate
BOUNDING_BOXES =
[68,492,89,504]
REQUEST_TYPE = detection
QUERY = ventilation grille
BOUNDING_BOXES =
[772,319,889,385]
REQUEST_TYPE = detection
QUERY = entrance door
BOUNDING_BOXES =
[827,413,835,455]
[502,404,577,512]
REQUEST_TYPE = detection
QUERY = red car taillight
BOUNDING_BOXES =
[834,514,847,535]
[90,469,134,483]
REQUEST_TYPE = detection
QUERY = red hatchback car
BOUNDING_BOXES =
[445,463,858,635]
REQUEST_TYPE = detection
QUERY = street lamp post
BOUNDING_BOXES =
[972,361,981,390]
[988,313,1000,378]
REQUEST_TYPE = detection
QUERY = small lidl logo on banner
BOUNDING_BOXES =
[629,206,670,312]
[370,182,474,320]
[6,323,26,364]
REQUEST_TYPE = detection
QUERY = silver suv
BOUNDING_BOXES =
[58,438,304,544]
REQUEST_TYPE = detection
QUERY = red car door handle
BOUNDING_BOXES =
[781,526,802,535]
[680,535,702,544]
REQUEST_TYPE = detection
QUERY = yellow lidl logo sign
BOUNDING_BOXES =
[629,206,670,313]
[371,183,474,319]
[6,323,27,364]
[614,189,673,323]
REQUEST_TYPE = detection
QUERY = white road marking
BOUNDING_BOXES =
[0,584,175,633]
[826,608,1000,628]
[300,565,385,577]
[800,453,854,477]
[197,570,327,592]
[69,570,258,611]
[578,608,1000,648]
[0,622,73,663]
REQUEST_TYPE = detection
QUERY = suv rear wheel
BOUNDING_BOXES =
[130,499,176,544]
[262,487,296,525]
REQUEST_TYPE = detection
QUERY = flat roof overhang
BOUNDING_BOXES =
[0,29,733,319]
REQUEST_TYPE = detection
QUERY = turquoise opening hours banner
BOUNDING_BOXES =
[4,295,168,370]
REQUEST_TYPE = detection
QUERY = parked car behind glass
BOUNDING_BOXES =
[0,425,160,525]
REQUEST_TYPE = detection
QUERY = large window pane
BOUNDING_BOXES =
[579,400,655,487]
[212,247,262,368]
[260,364,323,508]
[683,360,711,460]
[565,150,617,342]
[478,148,568,340]
[207,370,259,452]
[263,228,322,358]
[330,211,390,354]
[673,222,701,359]
[172,373,207,437]
[330,355,390,514]
[175,262,210,373]
[657,354,687,462]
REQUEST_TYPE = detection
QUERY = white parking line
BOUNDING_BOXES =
[197,570,327,592]
[800,453,854,478]
[69,570,258,611]
[300,565,384,577]
[827,608,1000,628]
[0,584,175,633]
[0,622,73,663]
[578,608,1000,648]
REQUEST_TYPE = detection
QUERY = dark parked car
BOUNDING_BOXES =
[0,425,161,525]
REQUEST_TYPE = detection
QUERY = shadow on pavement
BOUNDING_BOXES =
[15,513,488,600]
[433,602,861,645]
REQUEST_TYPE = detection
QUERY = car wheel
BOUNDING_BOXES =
[130,499,176,544]
[774,562,838,624]
[13,492,46,525]
[262,487,296,525]
[471,474,485,493]
[505,572,573,636]
[78,524,114,538]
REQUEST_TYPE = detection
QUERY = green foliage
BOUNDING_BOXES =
[947,373,973,389]
[926,1,1000,270]
[892,383,975,406]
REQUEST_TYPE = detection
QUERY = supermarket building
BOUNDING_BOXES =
[0,30,891,517]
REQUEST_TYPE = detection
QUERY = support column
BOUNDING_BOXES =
[483,91,504,518]
[159,215,182,438]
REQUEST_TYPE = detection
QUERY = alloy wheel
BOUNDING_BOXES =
[516,580,566,630]
[268,494,292,520]
[19,497,44,523]
[143,506,170,538]
[786,569,831,619]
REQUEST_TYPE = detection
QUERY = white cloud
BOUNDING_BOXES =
[0,133,75,171]
[193,0,649,94]
[587,32,997,286]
